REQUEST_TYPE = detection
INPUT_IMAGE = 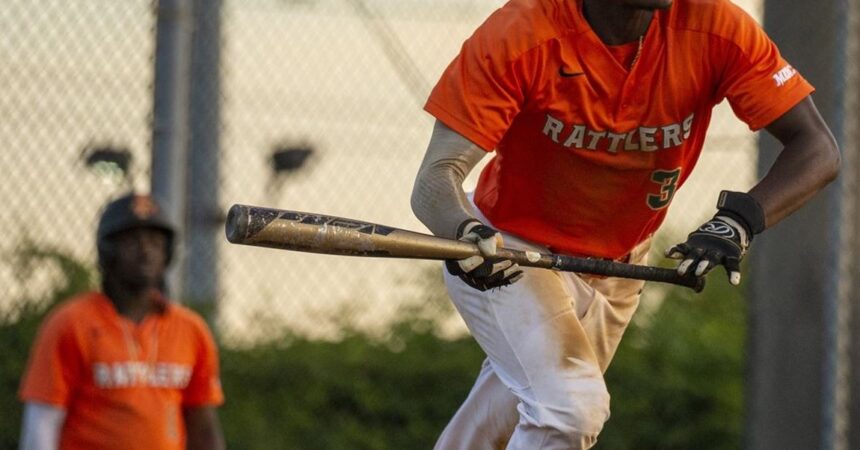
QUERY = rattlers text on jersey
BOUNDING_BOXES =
[425,0,813,260]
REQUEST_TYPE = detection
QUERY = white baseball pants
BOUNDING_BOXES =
[434,227,650,450]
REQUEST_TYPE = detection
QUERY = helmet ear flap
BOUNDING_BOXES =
[164,234,175,265]
[96,238,117,271]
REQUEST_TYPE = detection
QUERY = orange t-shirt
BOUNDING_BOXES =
[425,0,813,259]
[19,292,224,450]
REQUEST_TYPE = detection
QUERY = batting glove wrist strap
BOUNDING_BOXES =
[716,190,766,236]
[456,219,484,239]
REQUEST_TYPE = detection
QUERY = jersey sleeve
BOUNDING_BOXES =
[714,2,814,130]
[424,6,536,151]
[182,317,224,407]
[19,307,83,407]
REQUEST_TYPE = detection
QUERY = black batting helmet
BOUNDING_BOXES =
[96,192,176,267]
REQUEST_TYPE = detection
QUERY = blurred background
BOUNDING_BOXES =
[0,0,857,449]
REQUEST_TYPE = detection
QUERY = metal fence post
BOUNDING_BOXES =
[749,1,849,449]
[184,0,223,311]
[845,0,860,446]
[151,0,194,297]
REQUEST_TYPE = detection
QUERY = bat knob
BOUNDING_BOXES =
[691,276,706,293]
[225,204,250,243]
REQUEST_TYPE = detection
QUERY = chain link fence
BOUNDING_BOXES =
[207,0,766,343]
[0,0,830,345]
[6,0,860,447]
[0,0,155,311]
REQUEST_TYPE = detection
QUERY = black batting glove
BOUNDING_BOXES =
[666,191,765,286]
[666,216,748,285]
[445,219,524,292]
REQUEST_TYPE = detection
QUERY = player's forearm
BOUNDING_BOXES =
[184,407,225,450]
[411,121,487,239]
[750,133,839,227]
[751,104,840,229]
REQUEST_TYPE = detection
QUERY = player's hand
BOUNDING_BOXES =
[446,219,523,291]
[666,216,749,285]
[666,191,765,286]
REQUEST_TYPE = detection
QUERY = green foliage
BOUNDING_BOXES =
[0,244,96,449]
[218,326,484,450]
[0,244,745,449]
[597,277,746,450]
[216,266,484,450]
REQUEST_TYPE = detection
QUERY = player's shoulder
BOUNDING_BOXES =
[164,302,213,334]
[43,292,103,324]
[668,0,758,37]
[471,0,572,60]
[35,292,104,336]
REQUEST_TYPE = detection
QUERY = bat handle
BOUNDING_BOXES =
[499,249,706,293]
[647,267,705,292]
[551,254,706,292]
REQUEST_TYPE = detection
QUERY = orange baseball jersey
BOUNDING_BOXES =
[19,292,224,450]
[425,0,813,259]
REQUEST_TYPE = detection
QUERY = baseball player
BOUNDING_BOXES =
[18,193,225,450]
[410,0,840,448]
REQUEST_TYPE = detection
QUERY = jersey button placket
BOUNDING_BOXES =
[618,71,637,114]
[619,86,634,114]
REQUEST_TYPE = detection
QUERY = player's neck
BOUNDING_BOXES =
[103,280,160,323]
[582,0,653,45]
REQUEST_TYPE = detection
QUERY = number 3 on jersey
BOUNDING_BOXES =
[647,168,681,210]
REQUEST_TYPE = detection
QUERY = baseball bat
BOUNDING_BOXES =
[225,204,705,292]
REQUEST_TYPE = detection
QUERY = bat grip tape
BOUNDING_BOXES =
[553,255,705,292]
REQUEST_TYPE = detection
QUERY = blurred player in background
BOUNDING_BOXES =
[411,0,840,448]
[18,193,225,450]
